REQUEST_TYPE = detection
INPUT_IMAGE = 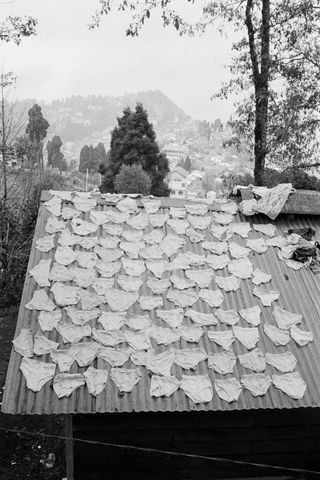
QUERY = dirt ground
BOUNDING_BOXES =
[0,307,66,480]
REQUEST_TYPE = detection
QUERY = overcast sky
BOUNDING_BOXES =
[1,0,237,121]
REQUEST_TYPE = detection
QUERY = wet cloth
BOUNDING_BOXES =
[143,229,164,245]
[105,289,138,311]
[79,290,105,310]
[146,260,166,278]
[73,196,96,212]
[253,183,294,220]
[53,373,85,398]
[125,315,152,331]
[188,215,212,230]
[215,275,241,292]
[127,212,149,230]
[238,349,266,372]
[33,332,59,355]
[56,322,91,343]
[170,272,196,290]
[44,196,62,216]
[94,246,123,263]
[185,227,205,243]
[185,309,218,326]
[228,257,253,279]
[120,241,145,259]
[138,295,163,310]
[103,223,124,236]
[226,223,251,239]
[65,307,100,326]
[206,254,230,270]
[35,235,55,253]
[98,312,126,331]
[172,348,207,370]
[210,224,228,241]
[177,325,204,343]
[253,287,280,306]
[239,305,261,326]
[96,260,121,278]
[160,235,185,257]
[202,241,228,255]
[142,198,161,213]
[61,206,81,220]
[110,367,142,393]
[71,218,98,236]
[13,329,34,357]
[272,306,302,330]
[180,375,213,404]
[233,326,260,349]
[73,341,100,367]
[124,329,152,350]
[263,324,290,346]
[253,223,276,237]
[246,238,268,254]
[266,236,286,248]
[150,326,180,345]
[58,229,81,247]
[122,258,145,277]
[228,242,250,259]
[272,371,306,399]
[130,349,154,366]
[214,378,242,403]
[45,216,66,234]
[29,259,51,287]
[207,330,235,350]
[99,235,120,249]
[98,347,131,367]
[70,267,97,288]
[252,269,272,286]
[216,309,239,326]
[148,213,169,228]
[92,278,115,296]
[199,289,224,308]
[121,229,143,243]
[84,366,108,396]
[49,190,72,201]
[241,373,272,396]
[50,348,77,372]
[38,310,62,332]
[150,375,180,397]
[166,255,190,272]
[89,210,110,225]
[208,352,237,374]
[167,218,189,234]
[139,244,163,260]
[20,357,56,392]
[212,212,234,226]
[92,328,125,347]
[146,351,174,376]
[185,203,208,215]
[265,352,297,373]
[180,252,206,267]
[146,277,170,294]
[55,246,77,266]
[76,251,98,269]
[118,274,143,292]
[116,197,138,213]
[185,269,214,288]
[220,201,238,215]
[49,263,74,282]
[156,308,184,329]
[167,288,199,308]
[26,289,56,311]
[290,325,314,346]
[170,207,186,218]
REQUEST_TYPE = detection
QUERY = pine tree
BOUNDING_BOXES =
[100,103,170,196]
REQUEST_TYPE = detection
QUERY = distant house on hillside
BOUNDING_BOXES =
[162,143,188,167]
[168,166,189,182]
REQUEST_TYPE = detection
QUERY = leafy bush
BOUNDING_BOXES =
[114,164,152,195]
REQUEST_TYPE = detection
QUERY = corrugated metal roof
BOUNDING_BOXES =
[3,192,320,415]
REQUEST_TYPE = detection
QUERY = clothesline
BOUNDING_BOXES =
[0,425,319,476]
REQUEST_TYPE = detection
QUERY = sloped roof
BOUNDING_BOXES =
[2,191,320,415]
[170,166,189,178]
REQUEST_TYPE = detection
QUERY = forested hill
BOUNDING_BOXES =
[16,90,190,142]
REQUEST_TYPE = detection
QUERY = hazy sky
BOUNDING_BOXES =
[1,0,237,121]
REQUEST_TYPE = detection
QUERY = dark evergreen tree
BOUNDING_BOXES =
[25,104,49,174]
[184,155,192,172]
[100,103,170,196]
[47,135,67,171]
[114,164,152,195]
[79,142,109,173]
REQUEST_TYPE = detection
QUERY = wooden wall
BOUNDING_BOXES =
[73,408,320,480]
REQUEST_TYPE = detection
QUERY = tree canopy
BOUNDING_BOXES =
[79,142,108,173]
[114,164,152,195]
[47,135,67,171]
[26,104,49,144]
[100,103,170,196]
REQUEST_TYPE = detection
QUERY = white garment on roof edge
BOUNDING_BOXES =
[150,375,180,397]
[84,366,108,396]
[265,352,297,373]
[214,377,242,403]
[180,375,213,404]
[241,373,272,396]
[20,357,56,392]
[272,371,306,399]
[29,259,51,287]
[26,289,56,311]
[35,234,55,253]
[208,352,236,374]
[53,373,85,398]
[13,329,33,357]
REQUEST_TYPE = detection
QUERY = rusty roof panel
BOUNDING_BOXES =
[3,194,320,414]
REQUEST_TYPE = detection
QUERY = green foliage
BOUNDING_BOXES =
[0,16,37,44]
[47,135,67,171]
[26,104,49,144]
[100,103,170,196]
[184,156,192,172]
[79,142,108,173]
[114,164,152,195]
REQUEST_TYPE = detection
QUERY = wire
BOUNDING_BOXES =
[0,425,319,476]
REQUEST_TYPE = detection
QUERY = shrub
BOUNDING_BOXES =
[114,164,152,195]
